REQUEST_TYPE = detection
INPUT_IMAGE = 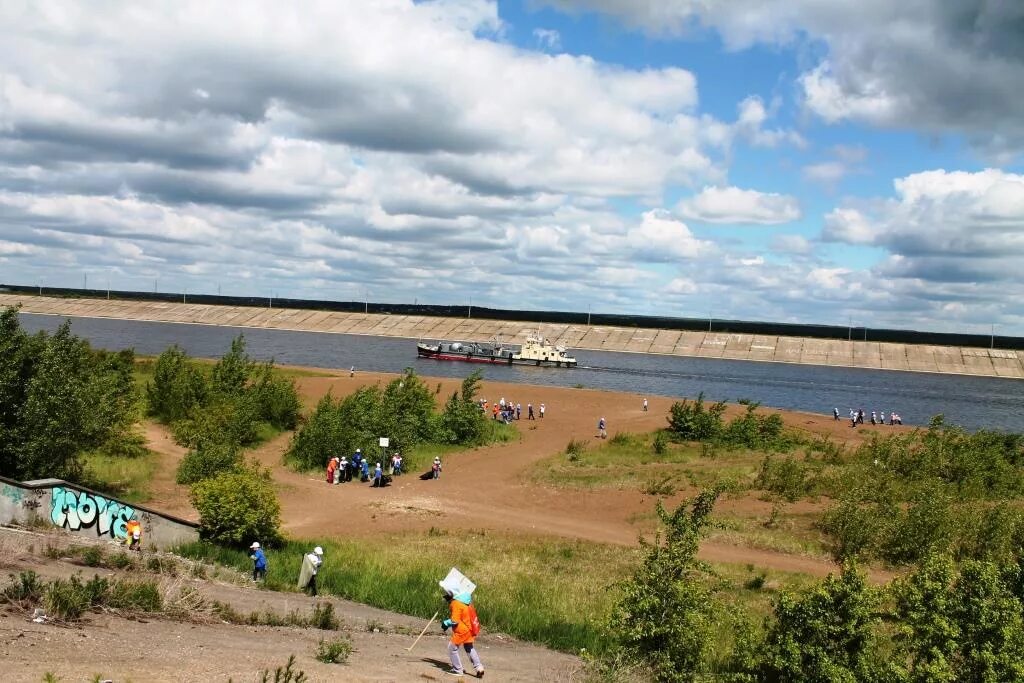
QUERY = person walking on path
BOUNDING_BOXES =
[441,587,485,678]
[527,403,534,420]
[338,456,349,483]
[249,542,267,582]
[539,403,545,418]
[372,462,383,487]
[643,398,648,412]
[833,407,840,421]
[298,546,323,596]
[598,417,607,439]
[432,457,442,480]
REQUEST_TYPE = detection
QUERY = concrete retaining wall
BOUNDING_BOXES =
[1,293,1021,379]
[0,476,198,550]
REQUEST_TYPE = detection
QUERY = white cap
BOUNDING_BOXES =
[356,448,361,453]
[250,542,260,549]
[434,457,440,462]
[375,462,381,467]
[314,546,324,555]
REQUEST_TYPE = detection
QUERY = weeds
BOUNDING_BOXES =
[641,476,677,496]
[311,602,341,630]
[566,439,588,461]
[257,655,307,683]
[315,635,354,664]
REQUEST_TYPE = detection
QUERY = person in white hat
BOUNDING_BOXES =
[249,542,267,582]
[432,456,442,480]
[298,546,324,596]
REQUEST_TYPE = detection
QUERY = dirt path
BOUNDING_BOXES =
[139,369,901,579]
[0,527,578,682]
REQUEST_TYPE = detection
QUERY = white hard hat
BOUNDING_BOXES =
[250,542,260,549]
[314,546,324,555]
[356,448,361,453]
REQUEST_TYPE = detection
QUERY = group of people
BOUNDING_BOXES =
[835,407,904,427]
[326,447,402,487]
[478,397,545,422]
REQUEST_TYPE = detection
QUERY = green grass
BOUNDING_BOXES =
[531,430,763,492]
[177,531,638,654]
[79,448,157,503]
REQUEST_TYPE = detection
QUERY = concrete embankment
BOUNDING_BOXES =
[1,293,1021,379]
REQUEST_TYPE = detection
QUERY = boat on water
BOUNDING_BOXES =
[416,334,577,367]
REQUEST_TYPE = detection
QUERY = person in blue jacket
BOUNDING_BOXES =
[361,458,370,482]
[249,541,267,582]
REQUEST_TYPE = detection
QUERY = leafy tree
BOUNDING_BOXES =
[249,361,300,430]
[439,371,487,445]
[722,401,789,450]
[190,467,282,546]
[18,321,93,479]
[211,334,254,397]
[176,441,243,485]
[377,369,437,451]
[146,345,208,422]
[667,393,725,441]
[285,393,346,471]
[895,554,1024,683]
[612,488,722,682]
[758,564,890,683]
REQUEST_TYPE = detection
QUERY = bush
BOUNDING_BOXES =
[249,362,301,430]
[176,441,243,485]
[613,489,722,681]
[439,371,488,445]
[756,456,815,502]
[258,655,308,683]
[757,565,889,682]
[311,602,341,630]
[667,393,725,441]
[652,431,669,456]
[147,345,208,422]
[820,499,886,562]
[566,439,587,461]
[2,571,42,602]
[190,468,282,547]
[315,635,354,664]
[722,402,789,451]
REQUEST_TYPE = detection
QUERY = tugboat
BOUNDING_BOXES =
[416,334,577,367]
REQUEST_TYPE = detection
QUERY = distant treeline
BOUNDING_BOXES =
[3,283,1021,350]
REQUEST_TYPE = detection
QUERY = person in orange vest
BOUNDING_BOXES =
[125,519,142,552]
[440,587,484,678]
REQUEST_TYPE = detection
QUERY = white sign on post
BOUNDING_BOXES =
[379,437,390,448]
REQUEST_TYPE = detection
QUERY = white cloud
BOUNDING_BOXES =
[675,186,801,225]
[771,234,813,255]
[545,1,1024,159]
[627,210,710,260]
[533,28,562,50]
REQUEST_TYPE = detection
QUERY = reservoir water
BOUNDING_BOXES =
[18,313,1024,432]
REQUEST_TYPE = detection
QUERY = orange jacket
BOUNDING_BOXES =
[448,597,475,645]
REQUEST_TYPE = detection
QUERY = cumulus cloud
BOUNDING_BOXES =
[545,0,1024,159]
[675,186,801,225]
[533,28,562,50]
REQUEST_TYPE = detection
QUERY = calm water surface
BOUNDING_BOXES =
[19,313,1024,432]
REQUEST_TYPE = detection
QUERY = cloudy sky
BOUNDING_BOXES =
[1,1,1023,334]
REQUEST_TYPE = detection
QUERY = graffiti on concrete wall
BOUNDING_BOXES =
[50,486,137,539]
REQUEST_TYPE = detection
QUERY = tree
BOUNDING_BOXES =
[895,554,1024,683]
[612,488,722,682]
[439,371,487,445]
[758,564,890,683]
[147,345,208,422]
[211,335,254,397]
[190,467,282,546]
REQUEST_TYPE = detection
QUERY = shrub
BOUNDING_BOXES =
[249,362,301,430]
[146,345,208,422]
[190,468,282,546]
[820,499,886,562]
[258,655,308,683]
[756,456,815,502]
[311,602,341,630]
[2,571,42,602]
[439,371,487,445]
[566,439,587,461]
[757,565,889,682]
[176,441,243,485]
[315,635,354,664]
[652,431,669,455]
[613,489,722,681]
[210,335,254,397]
[667,393,725,441]
[641,476,677,496]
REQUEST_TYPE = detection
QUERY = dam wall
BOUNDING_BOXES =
[0,293,1021,380]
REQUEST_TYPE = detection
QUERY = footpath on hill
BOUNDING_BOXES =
[0,526,579,682]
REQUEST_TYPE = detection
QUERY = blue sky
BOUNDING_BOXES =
[0,1,1022,334]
